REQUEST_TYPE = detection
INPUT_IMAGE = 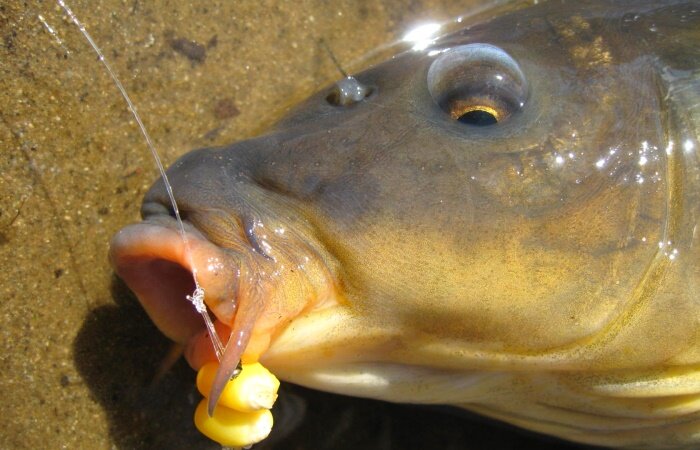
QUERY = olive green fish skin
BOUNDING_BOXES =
[120,1,699,448]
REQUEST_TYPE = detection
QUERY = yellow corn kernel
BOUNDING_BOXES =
[194,398,273,447]
[197,361,280,412]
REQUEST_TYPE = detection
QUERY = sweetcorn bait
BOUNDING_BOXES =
[194,362,280,447]
[197,362,280,412]
[194,400,273,448]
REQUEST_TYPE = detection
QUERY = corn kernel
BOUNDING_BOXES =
[197,361,280,412]
[194,398,273,447]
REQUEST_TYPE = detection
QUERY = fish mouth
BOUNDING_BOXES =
[109,209,332,413]
[109,217,238,346]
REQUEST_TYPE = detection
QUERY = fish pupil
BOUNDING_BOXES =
[457,108,498,126]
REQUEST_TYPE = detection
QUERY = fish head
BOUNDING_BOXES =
[110,1,699,446]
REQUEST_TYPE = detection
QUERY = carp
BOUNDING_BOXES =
[110,1,700,448]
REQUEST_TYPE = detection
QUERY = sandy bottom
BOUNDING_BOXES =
[0,1,598,448]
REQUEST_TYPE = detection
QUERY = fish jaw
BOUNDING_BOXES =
[109,215,338,410]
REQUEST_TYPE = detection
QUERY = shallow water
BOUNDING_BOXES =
[0,1,599,448]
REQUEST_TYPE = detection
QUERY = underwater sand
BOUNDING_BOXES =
[0,1,598,448]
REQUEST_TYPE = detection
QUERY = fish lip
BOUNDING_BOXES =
[110,213,259,413]
[110,207,339,351]
[109,214,240,344]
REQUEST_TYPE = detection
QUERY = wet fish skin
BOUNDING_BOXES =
[110,1,700,448]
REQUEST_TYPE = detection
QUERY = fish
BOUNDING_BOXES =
[109,0,700,448]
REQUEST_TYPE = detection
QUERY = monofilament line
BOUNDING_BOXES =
[56,0,224,359]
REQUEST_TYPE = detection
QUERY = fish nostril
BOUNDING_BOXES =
[325,76,374,106]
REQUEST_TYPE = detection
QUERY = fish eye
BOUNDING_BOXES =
[427,43,528,126]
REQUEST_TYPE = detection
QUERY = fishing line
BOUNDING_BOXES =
[55,0,225,360]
